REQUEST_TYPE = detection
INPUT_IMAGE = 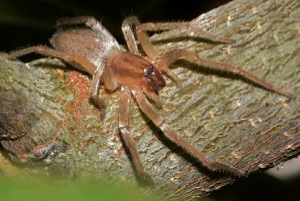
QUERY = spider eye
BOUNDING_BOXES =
[144,66,154,76]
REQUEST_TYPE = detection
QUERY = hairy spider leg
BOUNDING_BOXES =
[155,49,295,98]
[132,88,244,176]
[27,58,67,68]
[9,46,97,74]
[56,16,119,48]
[90,64,106,119]
[123,16,234,60]
[119,86,154,185]
[56,16,99,27]
[9,46,107,118]
[122,17,140,54]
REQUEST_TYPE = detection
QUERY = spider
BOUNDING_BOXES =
[9,16,294,184]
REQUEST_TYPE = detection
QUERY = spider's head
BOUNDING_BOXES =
[144,65,166,94]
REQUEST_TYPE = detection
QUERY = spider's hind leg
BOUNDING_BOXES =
[56,16,105,33]
[9,46,97,74]
[27,58,66,68]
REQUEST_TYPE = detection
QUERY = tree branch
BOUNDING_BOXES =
[0,0,299,200]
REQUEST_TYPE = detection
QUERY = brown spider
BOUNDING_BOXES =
[9,16,294,184]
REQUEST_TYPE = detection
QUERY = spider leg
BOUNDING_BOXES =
[119,87,154,185]
[90,64,106,119]
[57,16,104,33]
[132,88,244,176]
[121,16,158,59]
[27,58,67,68]
[122,17,140,54]
[131,17,234,59]
[122,16,156,59]
[56,16,98,27]
[141,86,163,108]
[9,46,107,117]
[156,49,295,98]
[9,46,97,74]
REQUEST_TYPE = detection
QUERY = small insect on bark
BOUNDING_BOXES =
[9,16,295,185]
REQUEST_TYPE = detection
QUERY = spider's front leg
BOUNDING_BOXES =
[119,86,154,185]
[132,88,244,176]
[155,49,295,98]
[123,16,234,60]
[121,17,140,54]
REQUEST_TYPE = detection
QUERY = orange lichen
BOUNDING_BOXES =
[55,69,65,78]
[52,116,67,141]
[115,146,124,158]
[54,70,95,141]
[64,71,90,121]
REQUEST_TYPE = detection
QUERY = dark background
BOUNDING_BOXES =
[1,0,299,200]
[0,0,231,51]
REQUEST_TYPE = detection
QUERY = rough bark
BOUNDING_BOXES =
[0,0,299,200]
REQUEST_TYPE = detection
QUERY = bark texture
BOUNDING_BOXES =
[0,0,299,200]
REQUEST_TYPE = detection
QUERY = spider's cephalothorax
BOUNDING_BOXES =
[9,16,294,184]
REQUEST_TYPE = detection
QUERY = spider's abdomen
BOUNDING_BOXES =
[51,29,120,70]
[110,52,166,94]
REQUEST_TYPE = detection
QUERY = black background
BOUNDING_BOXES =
[0,0,231,51]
